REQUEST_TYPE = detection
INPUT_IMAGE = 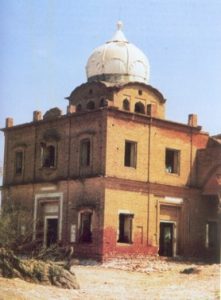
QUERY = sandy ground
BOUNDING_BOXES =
[0,258,220,300]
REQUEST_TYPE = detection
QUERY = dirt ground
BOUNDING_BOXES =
[0,258,220,300]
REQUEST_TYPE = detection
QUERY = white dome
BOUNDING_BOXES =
[86,21,150,84]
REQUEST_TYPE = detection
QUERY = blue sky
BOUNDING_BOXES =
[0,0,221,175]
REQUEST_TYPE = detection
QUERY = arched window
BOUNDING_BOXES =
[123,99,130,111]
[76,104,82,112]
[41,144,56,168]
[87,101,95,110]
[134,102,145,114]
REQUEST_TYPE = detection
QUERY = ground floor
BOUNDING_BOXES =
[2,177,220,261]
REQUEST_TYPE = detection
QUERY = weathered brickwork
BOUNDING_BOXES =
[1,81,220,261]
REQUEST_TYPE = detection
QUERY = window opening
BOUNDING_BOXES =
[87,101,95,110]
[79,211,92,243]
[165,149,180,174]
[76,104,82,112]
[147,104,152,116]
[138,89,142,95]
[80,139,90,166]
[206,221,217,248]
[41,144,55,168]
[123,99,130,111]
[118,213,133,243]
[135,102,145,114]
[124,141,137,168]
[99,98,106,107]
[15,151,23,174]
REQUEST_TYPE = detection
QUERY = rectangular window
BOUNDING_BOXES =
[146,104,152,116]
[206,221,217,248]
[124,141,137,168]
[15,151,23,174]
[118,213,133,243]
[41,144,56,168]
[80,139,90,166]
[79,211,92,243]
[165,148,180,174]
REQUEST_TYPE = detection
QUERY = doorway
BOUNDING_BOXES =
[159,222,174,257]
[46,218,58,247]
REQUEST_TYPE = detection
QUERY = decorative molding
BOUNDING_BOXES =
[163,197,183,204]
[40,186,57,191]
[33,192,63,242]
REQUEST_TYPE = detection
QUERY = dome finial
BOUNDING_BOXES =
[117,20,123,31]
[108,20,127,43]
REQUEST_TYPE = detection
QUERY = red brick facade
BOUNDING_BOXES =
[1,81,220,261]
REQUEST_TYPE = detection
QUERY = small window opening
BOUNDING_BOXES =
[206,222,217,248]
[124,141,137,168]
[87,101,95,110]
[79,211,92,243]
[123,99,130,111]
[147,104,152,116]
[76,104,82,112]
[15,151,23,174]
[165,149,180,174]
[135,102,145,114]
[138,90,142,95]
[89,89,93,95]
[80,139,90,166]
[99,98,106,107]
[42,144,55,168]
[118,213,133,243]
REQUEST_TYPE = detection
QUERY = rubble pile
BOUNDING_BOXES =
[102,256,203,274]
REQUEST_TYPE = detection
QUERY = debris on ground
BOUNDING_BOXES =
[180,267,201,274]
[101,256,181,273]
[34,244,66,261]
[0,247,79,289]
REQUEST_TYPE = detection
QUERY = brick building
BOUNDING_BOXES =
[1,22,220,261]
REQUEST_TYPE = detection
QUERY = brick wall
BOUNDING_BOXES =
[3,109,106,185]
[1,81,219,261]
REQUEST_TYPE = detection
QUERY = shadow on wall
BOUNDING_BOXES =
[187,136,221,189]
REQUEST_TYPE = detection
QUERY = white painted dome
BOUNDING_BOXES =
[86,21,150,84]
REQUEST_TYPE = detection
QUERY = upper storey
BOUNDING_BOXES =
[86,21,150,84]
[68,81,166,119]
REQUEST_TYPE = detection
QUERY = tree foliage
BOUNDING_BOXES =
[0,201,33,250]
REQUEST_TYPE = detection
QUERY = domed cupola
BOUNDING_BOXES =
[86,21,150,84]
